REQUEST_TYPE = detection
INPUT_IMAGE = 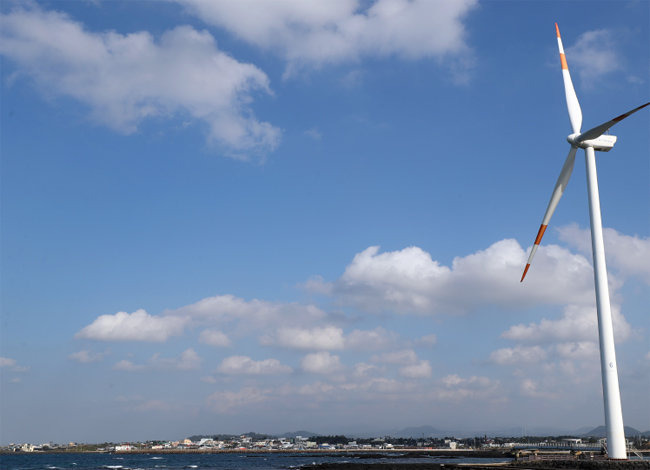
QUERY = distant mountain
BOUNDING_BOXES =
[573,426,597,436]
[583,426,642,437]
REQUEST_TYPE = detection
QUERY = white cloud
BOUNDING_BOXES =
[76,309,187,342]
[0,5,280,157]
[558,224,650,285]
[520,378,556,399]
[399,360,432,378]
[304,127,323,140]
[435,374,500,401]
[301,351,343,374]
[501,304,631,344]
[351,377,412,394]
[199,329,231,347]
[207,387,269,413]
[262,326,345,350]
[346,327,396,350]
[301,275,333,295]
[159,348,202,370]
[217,356,292,375]
[113,349,201,371]
[490,345,548,365]
[0,357,29,373]
[332,240,595,315]
[555,341,599,360]
[262,326,396,351]
[416,334,438,347]
[298,381,336,395]
[170,294,326,329]
[353,362,382,377]
[68,350,107,364]
[113,359,145,372]
[565,29,620,88]
[176,0,477,79]
[0,357,17,368]
[373,349,418,365]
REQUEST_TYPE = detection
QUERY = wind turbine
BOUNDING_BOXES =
[520,23,649,460]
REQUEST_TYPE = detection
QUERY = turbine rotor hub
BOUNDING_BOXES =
[566,133,580,146]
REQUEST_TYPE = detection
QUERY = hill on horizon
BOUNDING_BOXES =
[583,426,643,437]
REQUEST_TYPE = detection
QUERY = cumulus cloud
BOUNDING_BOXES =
[199,329,231,347]
[0,5,280,157]
[490,345,548,365]
[520,378,557,399]
[77,295,329,346]
[113,359,145,372]
[435,374,501,401]
[345,327,396,350]
[0,357,17,368]
[558,224,650,284]
[0,357,28,372]
[176,0,477,79]
[345,377,413,394]
[68,350,107,364]
[373,349,418,365]
[304,127,323,140]
[76,309,187,342]
[207,387,270,413]
[217,356,292,375]
[555,341,599,360]
[156,348,202,370]
[353,362,382,377]
[399,360,432,378]
[501,304,631,344]
[262,326,345,350]
[261,325,395,351]
[565,29,620,88]
[170,294,327,329]
[330,240,594,315]
[301,351,343,374]
[113,349,201,371]
[416,334,438,347]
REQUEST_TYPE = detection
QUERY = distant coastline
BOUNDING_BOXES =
[1,448,509,456]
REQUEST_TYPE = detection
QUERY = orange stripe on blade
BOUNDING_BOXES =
[521,264,531,283]
[555,23,561,38]
[560,53,568,70]
[534,224,548,245]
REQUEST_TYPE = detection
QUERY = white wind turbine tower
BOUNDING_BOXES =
[520,23,649,460]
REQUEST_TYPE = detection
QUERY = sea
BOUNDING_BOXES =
[0,452,512,470]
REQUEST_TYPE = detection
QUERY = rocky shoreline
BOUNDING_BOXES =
[303,459,650,470]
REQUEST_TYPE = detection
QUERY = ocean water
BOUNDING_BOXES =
[0,452,511,470]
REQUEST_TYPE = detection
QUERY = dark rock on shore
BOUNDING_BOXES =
[510,460,650,469]
[303,459,650,470]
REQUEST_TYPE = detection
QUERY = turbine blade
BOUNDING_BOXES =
[521,146,578,282]
[577,102,650,143]
[555,23,583,134]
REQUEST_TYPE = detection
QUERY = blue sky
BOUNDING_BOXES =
[1,0,649,444]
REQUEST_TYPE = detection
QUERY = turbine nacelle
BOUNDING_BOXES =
[567,133,617,151]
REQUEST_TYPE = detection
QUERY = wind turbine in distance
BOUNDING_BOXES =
[520,23,649,460]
